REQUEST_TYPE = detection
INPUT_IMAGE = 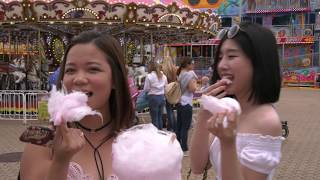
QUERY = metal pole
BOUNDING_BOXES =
[38,30,41,83]
[123,32,126,64]
[8,31,11,62]
[190,36,193,58]
[140,36,143,63]
[150,32,153,62]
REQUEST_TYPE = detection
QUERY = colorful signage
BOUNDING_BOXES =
[283,67,319,85]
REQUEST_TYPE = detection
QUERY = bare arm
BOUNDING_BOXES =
[21,124,85,180]
[20,144,52,180]
[190,109,213,174]
[191,80,229,173]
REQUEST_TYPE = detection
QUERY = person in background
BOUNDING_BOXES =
[144,61,168,129]
[199,76,210,93]
[190,22,284,180]
[162,56,178,132]
[176,57,198,156]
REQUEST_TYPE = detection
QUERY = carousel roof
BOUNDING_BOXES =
[0,0,220,43]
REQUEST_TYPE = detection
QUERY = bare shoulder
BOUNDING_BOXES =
[20,143,52,179]
[252,104,282,137]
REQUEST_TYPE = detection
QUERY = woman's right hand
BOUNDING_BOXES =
[52,123,85,163]
[203,79,230,99]
[198,79,231,120]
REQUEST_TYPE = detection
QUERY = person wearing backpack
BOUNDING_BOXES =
[176,57,198,156]
[162,57,178,132]
[144,61,168,129]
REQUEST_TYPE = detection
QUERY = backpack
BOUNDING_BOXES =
[165,81,181,104]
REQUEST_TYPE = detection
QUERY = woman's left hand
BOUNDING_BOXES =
[207,111,239,143]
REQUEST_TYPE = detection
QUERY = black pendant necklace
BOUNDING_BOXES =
[84,133,114,180]
[76,120,112,133]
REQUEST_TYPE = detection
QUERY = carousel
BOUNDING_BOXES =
[0,0,221,90]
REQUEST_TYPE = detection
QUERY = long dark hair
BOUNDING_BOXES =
[211,22,281,104]
[57,31,134,132]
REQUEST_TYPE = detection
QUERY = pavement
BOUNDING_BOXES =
[0,87,320,180]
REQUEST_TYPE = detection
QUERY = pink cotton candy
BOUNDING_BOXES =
[112,124,183,180]
[200,95,241,128]
[48,86,102,125]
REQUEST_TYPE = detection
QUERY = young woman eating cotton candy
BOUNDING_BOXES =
[190,22,284,180]
[20,31,183,180]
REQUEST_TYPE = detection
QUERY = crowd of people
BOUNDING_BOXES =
[19,22,284,180]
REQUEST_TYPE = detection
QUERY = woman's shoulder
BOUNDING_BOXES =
[247,104,282,137]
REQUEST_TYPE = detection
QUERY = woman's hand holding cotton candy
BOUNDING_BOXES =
[199,94,241,142]
[203,79,231,98]
[52,122,85,163]
[198,79,232,131]
[207,111,238,143]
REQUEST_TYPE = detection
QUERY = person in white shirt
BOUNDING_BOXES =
[190,22,284,180]
[144,61,168,129]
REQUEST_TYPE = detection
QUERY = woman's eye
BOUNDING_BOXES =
[65,68,75,73]
[89,67,101,72]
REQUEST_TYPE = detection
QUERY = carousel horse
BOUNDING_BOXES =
[133,66,147,90]
[11,57,26,85]
[10,56,42,90]
[26,59,41,90]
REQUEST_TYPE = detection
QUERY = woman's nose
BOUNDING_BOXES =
[218,58,228,70]
[73,73,88,85]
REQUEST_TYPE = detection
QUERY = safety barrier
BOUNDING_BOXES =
[0,90,49,123]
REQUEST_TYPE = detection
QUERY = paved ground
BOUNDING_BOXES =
[0,87,319,180]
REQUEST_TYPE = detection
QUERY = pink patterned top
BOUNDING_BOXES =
[67,162,118,180]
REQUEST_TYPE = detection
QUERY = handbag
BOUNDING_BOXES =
[136,90,149,112]
[164,81,181,104]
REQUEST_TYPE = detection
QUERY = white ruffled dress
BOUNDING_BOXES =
[209,133,284,180]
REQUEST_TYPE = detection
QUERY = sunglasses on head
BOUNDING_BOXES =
[216,24,243,40]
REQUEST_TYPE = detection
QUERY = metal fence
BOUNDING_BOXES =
[0,90,49,123]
